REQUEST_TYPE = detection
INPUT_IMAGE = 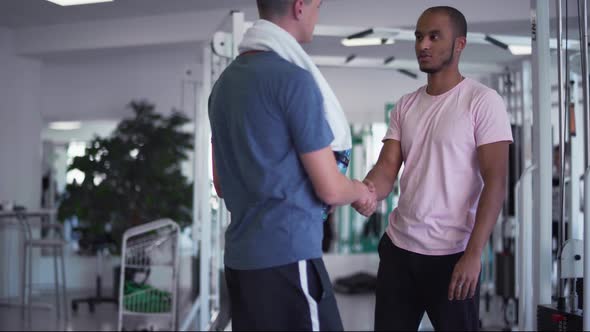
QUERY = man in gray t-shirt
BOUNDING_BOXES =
[208,1,374,330]
[211,50,334,270]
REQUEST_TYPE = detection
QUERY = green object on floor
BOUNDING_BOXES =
[123,282,172,313]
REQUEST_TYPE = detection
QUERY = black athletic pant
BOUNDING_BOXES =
[375,234,480,331]
[225,258,343,331]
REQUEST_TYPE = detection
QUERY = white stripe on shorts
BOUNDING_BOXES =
[298,260,320,331]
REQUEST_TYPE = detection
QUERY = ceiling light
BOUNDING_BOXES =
[342,38,395,47]
[485,35,531,55]
[49,121,82,130]
[346,28,375,39]
[508,45,532,55]
[383,56,396,65]
[45,0,113,6]
[397,69,418,79]
[345,54,357,64]
[484,35,509,50]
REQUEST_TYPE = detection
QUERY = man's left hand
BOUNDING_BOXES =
[448,252,481,301]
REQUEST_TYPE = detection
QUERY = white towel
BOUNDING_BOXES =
[239,19,352,151]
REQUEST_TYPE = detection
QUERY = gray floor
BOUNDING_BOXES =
[336,293,438,331]
[336,293,376,331]
[0,291,426,331]
[0,287,506,331]
[0,289,195,332]
[0,294,117,331]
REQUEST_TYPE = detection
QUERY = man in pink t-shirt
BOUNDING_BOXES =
[354,6,513,331]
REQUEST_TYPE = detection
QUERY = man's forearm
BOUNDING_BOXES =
[465,182,506,257]
[364,164,398,201]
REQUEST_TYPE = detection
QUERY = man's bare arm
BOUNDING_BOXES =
[448,141,510,301]
[300,146,370,206]
[364,140,404,201]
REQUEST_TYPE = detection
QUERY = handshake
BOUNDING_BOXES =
[352,179,378,217]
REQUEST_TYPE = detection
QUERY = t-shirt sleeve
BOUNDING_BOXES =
[284,72,334,154]
[473,91,514,147]
[383,100,402,142]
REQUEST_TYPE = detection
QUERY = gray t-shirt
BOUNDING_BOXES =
[209,51,334,270]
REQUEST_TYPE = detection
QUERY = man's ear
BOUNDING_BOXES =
[292,0,304,20]
[455,36,467,53]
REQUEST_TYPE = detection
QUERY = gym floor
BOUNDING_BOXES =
[0,291,422,331]
[0,252,511,331]
[0,290,519,331]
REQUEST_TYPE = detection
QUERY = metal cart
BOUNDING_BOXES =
[118,219,180,331]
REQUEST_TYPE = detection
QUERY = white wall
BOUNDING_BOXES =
[322,66,426,123]
[40,48,422,124]
[0,28,42,209]
[41,44,202,122]
[0,27,43,298]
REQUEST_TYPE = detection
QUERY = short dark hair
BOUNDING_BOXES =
[256,0,312,19]
[422,6,467,38]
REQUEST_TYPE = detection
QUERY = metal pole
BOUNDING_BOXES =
[191,88,202,255]
[516,60,534,330]
[199,45,212,332]
[517,165,536,331]
[581,0,590,169]
[569,73,584,240]
[578,0,590,329]
[531,0,553,322]
[556,0,567,309]
[522,60,533,169]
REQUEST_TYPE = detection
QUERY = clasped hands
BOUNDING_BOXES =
[352,179,378,217]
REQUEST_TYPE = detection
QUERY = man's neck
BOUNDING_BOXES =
[426,67,464,96]
[264,17,304,43]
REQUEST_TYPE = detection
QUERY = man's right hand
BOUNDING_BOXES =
[352,180,377,217]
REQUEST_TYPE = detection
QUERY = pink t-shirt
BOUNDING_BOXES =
[383,77,513,256]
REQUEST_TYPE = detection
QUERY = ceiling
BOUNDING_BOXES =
[1,0,583,70]
[0,0,256,28]
[0,0,579,30]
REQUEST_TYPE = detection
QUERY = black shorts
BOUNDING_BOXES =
[225,258,343,331]
[375,235,480,331]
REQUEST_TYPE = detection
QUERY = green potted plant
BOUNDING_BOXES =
[58,100,194,253]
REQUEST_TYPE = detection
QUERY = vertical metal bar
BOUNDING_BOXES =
[142,289,146,314]
[522,60,533,169]
[581,0,590,169]
[60,247,66,323]
[231,11,245,59]
[214,201,222,311]
[578,0,590,329]
[518,166,536,331]
[20,225,26,319]
[174,226,180,330]
[556,0,567,307]
[565,5,573,248]
[118,238,127,331]
[569,74,583,240]
[531,0,553,321]
[53,247,60,318]
[27,231,32,321]
[199,44,212,332]
[191,29,204,332]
